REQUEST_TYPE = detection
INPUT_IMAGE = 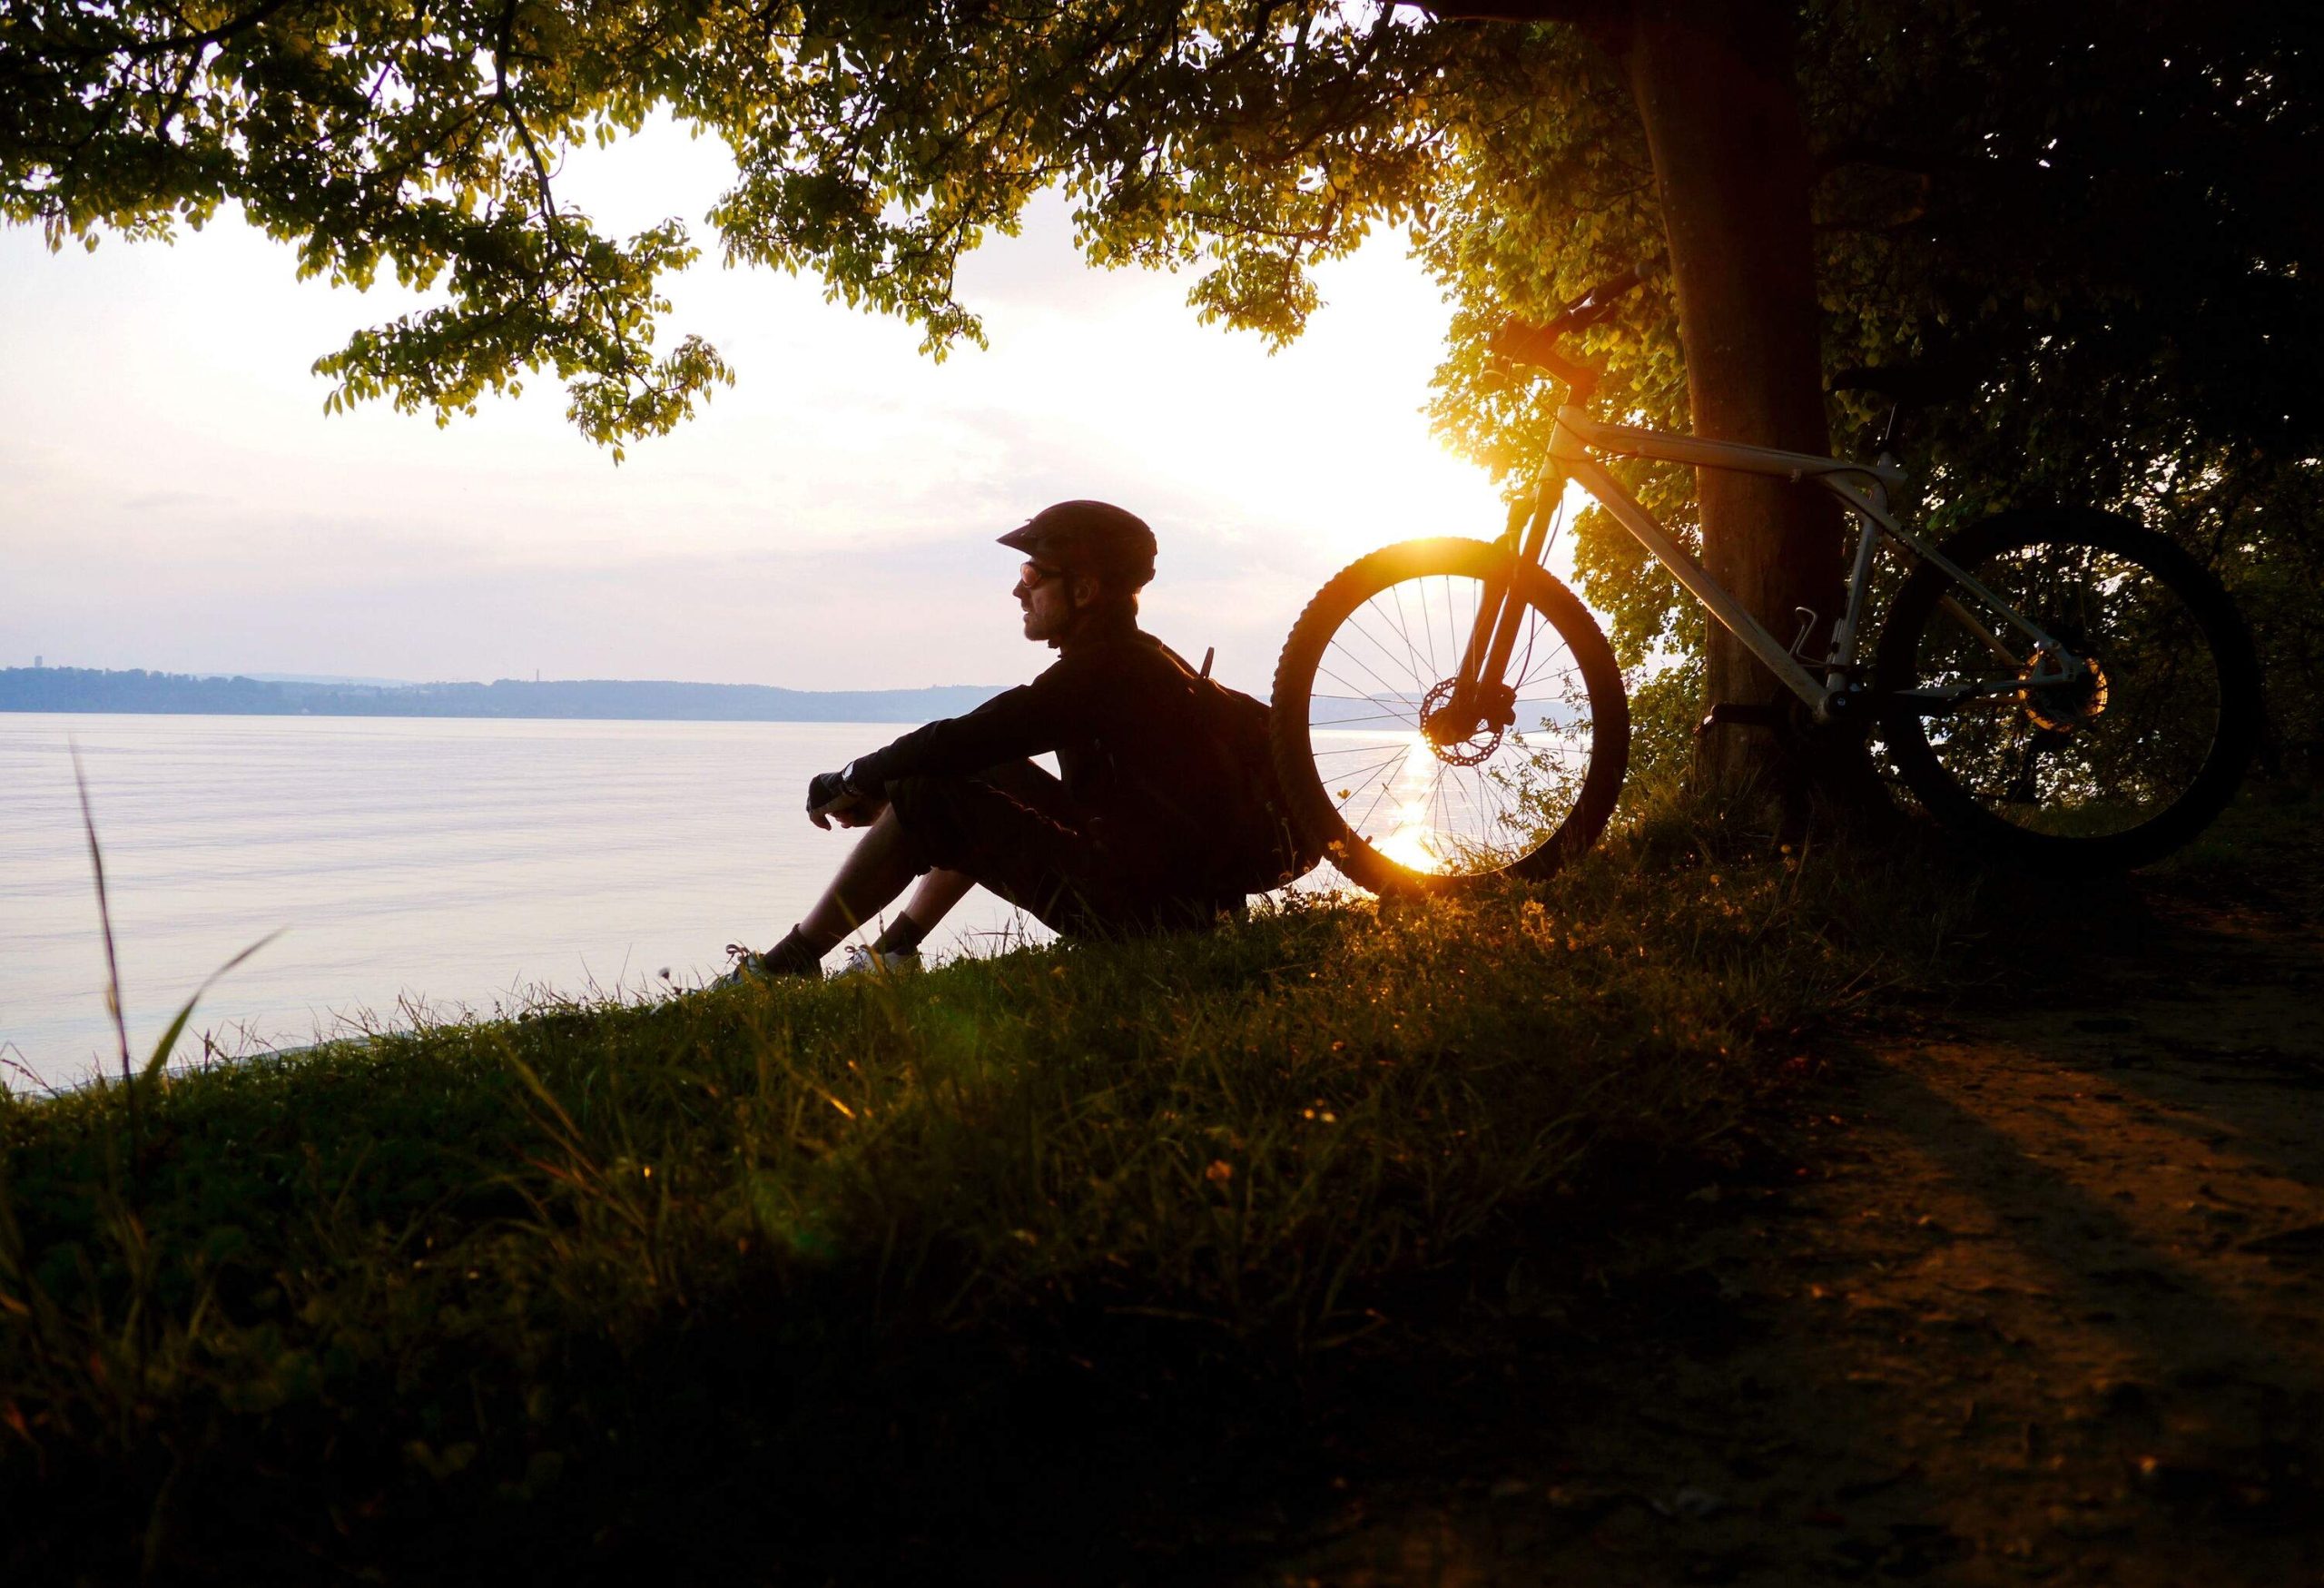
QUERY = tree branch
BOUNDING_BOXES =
[492,0,559,232]
[1397,0,1624,24]
[108,0,300,64]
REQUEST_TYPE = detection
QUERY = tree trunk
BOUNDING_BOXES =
[1620,0,1844,815]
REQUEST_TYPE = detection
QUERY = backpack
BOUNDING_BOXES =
[1159,645,1325,896]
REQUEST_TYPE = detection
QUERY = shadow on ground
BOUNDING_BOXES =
[1246,808,2324,1586]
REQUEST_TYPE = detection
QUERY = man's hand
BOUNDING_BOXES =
[807,765,885,830]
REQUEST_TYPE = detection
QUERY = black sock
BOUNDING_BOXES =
[762,927,825,975]
[873,916,929,955]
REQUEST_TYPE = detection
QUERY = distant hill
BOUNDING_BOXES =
[0,668,1005,724]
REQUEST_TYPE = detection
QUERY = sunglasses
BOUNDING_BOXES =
[1015,560,1067,593]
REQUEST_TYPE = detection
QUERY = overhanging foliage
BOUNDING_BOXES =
[5,1,2313,755]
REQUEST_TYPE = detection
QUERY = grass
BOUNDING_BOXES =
[0,800,1992,1583]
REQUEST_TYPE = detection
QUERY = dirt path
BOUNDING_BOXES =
[1243,838,2324,1586]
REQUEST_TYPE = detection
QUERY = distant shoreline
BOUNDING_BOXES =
[0,667,1004,725]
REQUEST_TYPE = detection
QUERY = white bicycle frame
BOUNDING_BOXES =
[1533,407,2080,722]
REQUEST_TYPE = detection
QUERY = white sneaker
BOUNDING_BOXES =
[834,944,922,978]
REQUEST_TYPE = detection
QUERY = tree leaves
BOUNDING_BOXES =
[4,0,2315,708]
[3,1,1490,444]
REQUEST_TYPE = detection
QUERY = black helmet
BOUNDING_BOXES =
[997,500,1157,589]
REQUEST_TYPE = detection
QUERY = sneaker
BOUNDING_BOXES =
[834,944,922,979]
[716,942,821,987]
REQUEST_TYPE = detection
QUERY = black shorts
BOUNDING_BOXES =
[886,761,1233,939]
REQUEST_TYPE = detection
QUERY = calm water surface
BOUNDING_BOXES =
[0,714,1049,1089]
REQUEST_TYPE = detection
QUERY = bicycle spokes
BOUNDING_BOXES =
[1305,565,1598,877]
[1896,538,2222,840]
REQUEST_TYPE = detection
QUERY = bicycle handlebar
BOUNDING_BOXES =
[1547,268,1644,335]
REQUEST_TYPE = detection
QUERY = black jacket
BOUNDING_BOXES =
[851,616,1223,868]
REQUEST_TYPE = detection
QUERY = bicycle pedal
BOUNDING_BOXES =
[1694,702,1791,737]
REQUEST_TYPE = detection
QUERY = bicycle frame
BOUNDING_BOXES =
[1462,406,2081,725]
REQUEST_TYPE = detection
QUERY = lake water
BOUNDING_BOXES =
[0,714,1054,1090]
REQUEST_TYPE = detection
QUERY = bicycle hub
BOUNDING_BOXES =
[1420,678,1518,766]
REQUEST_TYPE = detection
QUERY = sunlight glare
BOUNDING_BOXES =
[1371,734,1450,874]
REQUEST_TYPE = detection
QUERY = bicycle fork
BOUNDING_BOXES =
[1432,479,1561,746]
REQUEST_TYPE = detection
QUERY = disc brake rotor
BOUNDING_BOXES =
[2018,648,2110,734]
[1418,678,1517,766]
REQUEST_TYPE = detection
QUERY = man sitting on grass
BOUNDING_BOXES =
[724,500,1256,981]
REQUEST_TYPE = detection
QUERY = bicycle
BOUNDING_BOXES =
[1268,271,2260,893]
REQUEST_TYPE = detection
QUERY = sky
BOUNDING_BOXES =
[0,119,1522,697]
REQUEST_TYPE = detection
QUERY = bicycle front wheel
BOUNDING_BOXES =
[1875,508,2260,870]
[1271,538,1629,894]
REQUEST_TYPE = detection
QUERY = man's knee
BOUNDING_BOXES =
[883,772,1003,875]
[883,772,964,832]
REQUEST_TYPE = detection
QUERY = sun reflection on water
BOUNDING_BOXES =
[1369,735,1448,874]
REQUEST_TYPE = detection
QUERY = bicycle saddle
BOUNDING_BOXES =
[1491,268,1648,400]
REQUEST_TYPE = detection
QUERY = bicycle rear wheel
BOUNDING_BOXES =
[1875,508,2260,870]
[1270,538,1629,894]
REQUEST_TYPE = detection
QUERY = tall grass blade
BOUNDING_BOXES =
[138,932,286,1090]
[68,747,133,1100]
